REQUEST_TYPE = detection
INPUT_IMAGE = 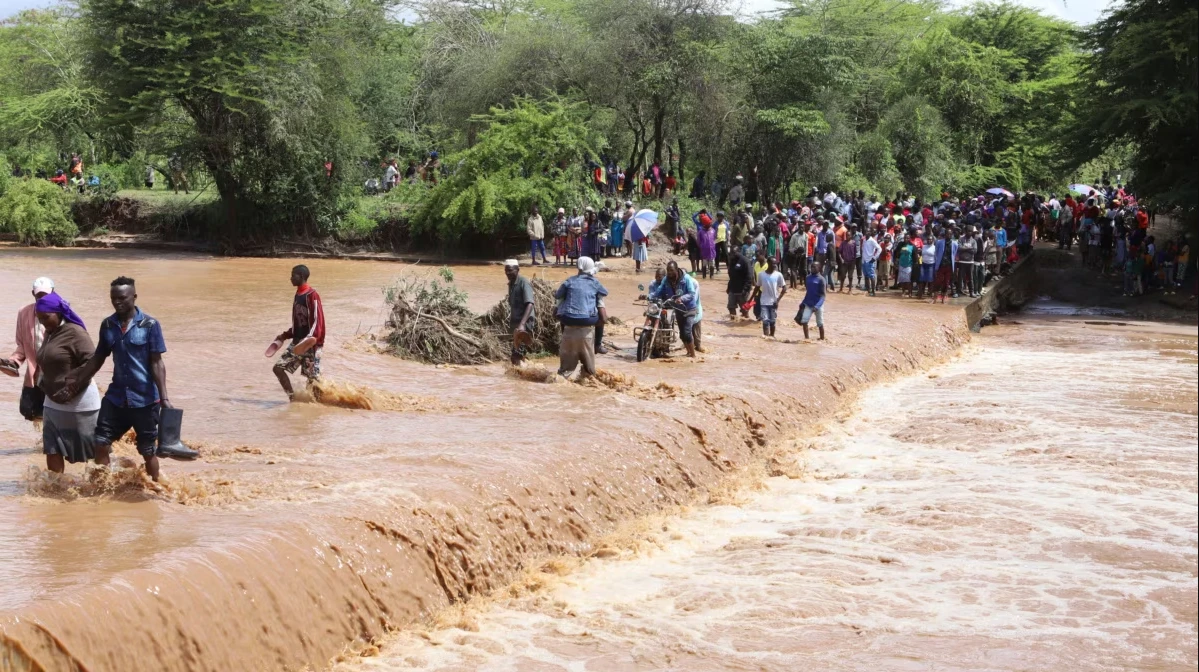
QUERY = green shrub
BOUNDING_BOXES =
[0,178,78,246]
[0,154,10,199]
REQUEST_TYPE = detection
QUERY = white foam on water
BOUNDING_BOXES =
[339,320,1198,672]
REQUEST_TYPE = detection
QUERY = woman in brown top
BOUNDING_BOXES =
[34,293,102,473]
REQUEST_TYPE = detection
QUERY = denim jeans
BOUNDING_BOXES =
[530,239,547,261]
[760,304,778,327]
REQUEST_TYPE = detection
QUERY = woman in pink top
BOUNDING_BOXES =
[2,277,56,421]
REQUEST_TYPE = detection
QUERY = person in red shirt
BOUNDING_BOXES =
[272,265,326,400]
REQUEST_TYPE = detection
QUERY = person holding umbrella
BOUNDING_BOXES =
[629,208,653,274]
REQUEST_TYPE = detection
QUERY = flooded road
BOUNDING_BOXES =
[337,313,1198,671]
[2,246,968,671]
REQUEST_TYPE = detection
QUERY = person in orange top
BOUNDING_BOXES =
[664,171,677,195]
[2,277,57,421]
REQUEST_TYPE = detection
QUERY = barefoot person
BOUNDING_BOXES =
[1,277,57,422]
[273,265,326,400]
[504,259,535,365]
[795,261,827,340]
[757,257,786,337]
[35,292,101,473]
[63,277,174,481]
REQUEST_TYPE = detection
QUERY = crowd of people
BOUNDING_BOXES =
[5,173,1186,481]
[1050,187,1189,296]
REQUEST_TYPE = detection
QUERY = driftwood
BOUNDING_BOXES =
[385,270,561,366]
[392,296,486,350]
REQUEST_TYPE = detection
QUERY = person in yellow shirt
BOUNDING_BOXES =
[715,215,729,273]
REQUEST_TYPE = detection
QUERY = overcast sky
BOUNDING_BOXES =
[1,0,1114,26]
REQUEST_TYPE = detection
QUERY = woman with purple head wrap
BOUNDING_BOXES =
[34,291,101,472]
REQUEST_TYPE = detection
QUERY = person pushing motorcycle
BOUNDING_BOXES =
[648,261,701,358]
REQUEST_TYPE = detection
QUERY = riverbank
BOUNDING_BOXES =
[1,249,976,671]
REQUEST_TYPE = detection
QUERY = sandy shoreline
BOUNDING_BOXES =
[1,251,974,671]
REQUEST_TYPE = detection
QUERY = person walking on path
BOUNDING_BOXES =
[527,205,548,265]
[757,257,787,337]
[696,216,717,279]
[62,277,176,481]
[554,257,608,379]
[795,262,826,340]
[272,266,326,401]
[726,248,753,319]
[34,292,101,474]
[504,260,535,366]
[2,277,57,422]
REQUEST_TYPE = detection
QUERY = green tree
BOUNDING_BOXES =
[81,0,393,239]
[0,178,77,246]
[882,95,953,199]
[0,9,102,153]
[413,98,599,245]
[1072,0,1198,210]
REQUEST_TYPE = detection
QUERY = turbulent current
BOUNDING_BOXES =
[0,248,1194,672]
[337,313,1199,672]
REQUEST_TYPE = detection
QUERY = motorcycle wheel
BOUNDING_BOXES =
[636,329,654,362]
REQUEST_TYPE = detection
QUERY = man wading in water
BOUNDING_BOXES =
[273,265,326,400]
[63,277,186,481]
[554,257,608,379]
[504,259,535,365]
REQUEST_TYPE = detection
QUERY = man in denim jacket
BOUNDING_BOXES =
[554,257,608,379]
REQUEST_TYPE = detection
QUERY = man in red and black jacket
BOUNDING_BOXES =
[273,264,326,400]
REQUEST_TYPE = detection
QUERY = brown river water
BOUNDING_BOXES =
[333,312,1198,672]
[1,247,1195,671]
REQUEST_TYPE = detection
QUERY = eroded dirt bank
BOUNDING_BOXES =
[0,250,967,671]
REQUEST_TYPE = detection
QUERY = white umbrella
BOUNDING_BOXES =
[1068,183,1094,196]
[631,208,659,241]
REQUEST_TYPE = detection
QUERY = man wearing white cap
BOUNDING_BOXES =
[554,257,608,378]
[1,277,56,421]
[504,259,535,365]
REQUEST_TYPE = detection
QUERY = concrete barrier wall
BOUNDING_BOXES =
[965,252,1039,331]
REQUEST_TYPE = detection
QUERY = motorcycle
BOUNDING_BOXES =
[633,288,680,362]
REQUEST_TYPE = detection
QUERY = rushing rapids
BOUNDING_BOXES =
[1,248,965,671]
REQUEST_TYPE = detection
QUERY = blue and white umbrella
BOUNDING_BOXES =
[985,187,1014,198]
[630,208,659,241]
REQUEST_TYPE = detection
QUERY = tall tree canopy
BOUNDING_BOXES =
[5,0,1192,245]
[1072,0,1198,210]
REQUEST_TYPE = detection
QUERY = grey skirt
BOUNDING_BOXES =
[42,406,98,464]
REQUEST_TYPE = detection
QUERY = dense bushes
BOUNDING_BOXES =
[0,178,78,245]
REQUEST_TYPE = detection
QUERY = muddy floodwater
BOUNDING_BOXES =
[335,313,1197,672]
[1,247,1194,671]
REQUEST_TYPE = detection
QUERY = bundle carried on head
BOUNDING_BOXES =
[384,268,560,366]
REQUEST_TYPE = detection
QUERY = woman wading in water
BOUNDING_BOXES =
[35,293,102,473]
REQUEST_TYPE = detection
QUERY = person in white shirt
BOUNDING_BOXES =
[861,230,882,296]
[756,257,787,337]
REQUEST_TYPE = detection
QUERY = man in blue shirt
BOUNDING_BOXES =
[649,261,700,358]
[795,262,826,340]
[66,277,174,481]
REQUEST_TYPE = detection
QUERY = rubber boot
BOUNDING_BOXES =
[594,322,608,355]
[157,407,199,460]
